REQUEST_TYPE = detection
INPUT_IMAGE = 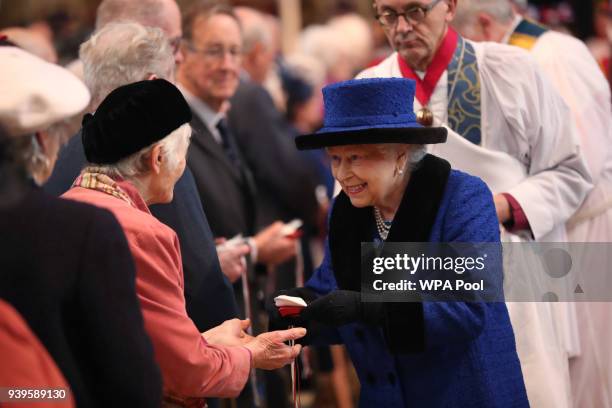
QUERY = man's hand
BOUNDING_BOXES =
[493,193,511,224]
[254,221,297,265]
[202,318,251,347]
[244,328,306,370]
[216,238,250,283]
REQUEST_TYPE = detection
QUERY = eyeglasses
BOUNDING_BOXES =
[375,0,444,27]
[184,41,242,61]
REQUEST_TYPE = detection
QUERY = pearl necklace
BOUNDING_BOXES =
[374,207,391,240]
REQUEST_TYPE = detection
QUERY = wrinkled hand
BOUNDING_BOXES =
[255,221,297,265]
[216,239,250,283]
[202,318,251,347]
[244,328,306,370]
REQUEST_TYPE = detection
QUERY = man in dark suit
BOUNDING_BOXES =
[177,2,298,295]
[177,4,301,407]
[43,10,241,333]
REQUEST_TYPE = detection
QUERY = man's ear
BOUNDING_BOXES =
[149,144,164,175]
[446,0,458,22]
[477,13,494,40]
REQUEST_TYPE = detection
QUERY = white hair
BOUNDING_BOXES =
[454,0,515,29]
[95,123,191,180]
[80,22,174,108]
[407,144,427,170]
[95,0,166,30]
[382,143,427,171]
[1,118,78,183]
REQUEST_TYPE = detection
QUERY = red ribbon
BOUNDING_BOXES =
[278,306,304,318]
[397,28,459,106]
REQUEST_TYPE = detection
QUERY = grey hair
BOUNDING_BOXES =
[94,123,191,180]
[407,144,427,170]
[5,135,49,180]
[377,143,427,171]
[95,0,166,30]
[453,0,515,29]
[80,22,174,108]
[1,119,77,182]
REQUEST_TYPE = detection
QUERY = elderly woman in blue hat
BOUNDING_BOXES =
[271,78,528,407]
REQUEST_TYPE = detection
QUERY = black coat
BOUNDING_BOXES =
[0,178,161,407]
[187,111,257,238]
[44,131,239,331]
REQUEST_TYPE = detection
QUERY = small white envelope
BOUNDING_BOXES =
[274,295,307,308]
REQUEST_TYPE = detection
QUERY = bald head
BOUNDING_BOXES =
[453,0,515,42]
[95,0,182,64]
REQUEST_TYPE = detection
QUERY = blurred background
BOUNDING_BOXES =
[1,0,611,75]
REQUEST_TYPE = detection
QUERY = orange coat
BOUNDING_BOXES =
[0,299,75,408]
[63,181,250,406]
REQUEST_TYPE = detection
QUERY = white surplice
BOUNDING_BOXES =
[507,18,612,408]
[358,39,593,408]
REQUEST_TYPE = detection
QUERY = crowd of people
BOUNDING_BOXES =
[1,0,611,407]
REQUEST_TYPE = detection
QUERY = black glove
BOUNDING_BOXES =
[301,290,383,327]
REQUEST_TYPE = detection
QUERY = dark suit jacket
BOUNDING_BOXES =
[228,80,319,229]
[187,111,257,238]
[0,179,161,407]
[44,131,239,331]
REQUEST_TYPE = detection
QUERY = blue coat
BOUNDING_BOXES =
[307,158,528,407]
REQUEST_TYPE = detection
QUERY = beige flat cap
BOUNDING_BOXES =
[0,46,90,138]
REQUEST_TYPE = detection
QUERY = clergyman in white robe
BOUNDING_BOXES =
[501,16,612,408]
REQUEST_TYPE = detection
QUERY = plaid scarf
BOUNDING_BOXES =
[72,167,135,208]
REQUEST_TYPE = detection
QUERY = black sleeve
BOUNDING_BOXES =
[76,208,163,407]
[150,168,240,331]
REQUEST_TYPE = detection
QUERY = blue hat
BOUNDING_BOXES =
[295,78,447,150]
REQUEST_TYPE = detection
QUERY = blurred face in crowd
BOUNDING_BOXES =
[178,13,242,112]
[154,0,183,65]
[248,41,276,84]
[374,0,457,71]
